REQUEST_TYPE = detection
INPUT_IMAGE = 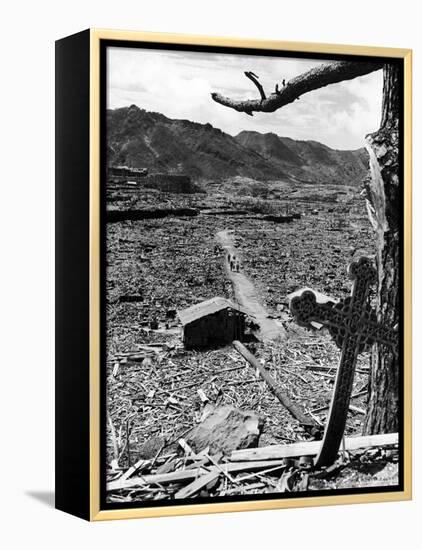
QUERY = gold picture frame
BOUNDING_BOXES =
[56,28,412,521]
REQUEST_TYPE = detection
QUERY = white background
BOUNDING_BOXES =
[0,1,419,548]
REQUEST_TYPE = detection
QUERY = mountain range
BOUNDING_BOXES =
[107,104,369,185]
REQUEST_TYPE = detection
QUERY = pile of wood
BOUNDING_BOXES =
[105,334,374,494]
[106,433,398,503]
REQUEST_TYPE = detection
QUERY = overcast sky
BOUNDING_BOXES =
[107,46,383,150]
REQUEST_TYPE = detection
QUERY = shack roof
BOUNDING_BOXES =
[178,297,251,326]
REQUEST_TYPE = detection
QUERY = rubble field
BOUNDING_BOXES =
[105,178,398,503]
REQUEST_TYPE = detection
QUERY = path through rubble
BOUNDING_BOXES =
[216,229,286,342]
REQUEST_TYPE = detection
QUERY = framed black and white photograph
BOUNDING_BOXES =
[55,29,412,521]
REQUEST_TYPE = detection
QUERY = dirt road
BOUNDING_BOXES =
[216,229,286,342]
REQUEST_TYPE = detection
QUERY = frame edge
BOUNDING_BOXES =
[88,29,413,521]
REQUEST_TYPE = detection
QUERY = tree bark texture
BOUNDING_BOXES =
[211,61,383,115]
[363,64,401,434]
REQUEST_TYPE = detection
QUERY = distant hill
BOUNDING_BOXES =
[107,105,368,184]
[235,131,369,185]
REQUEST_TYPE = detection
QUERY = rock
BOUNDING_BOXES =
[187,405,263,456]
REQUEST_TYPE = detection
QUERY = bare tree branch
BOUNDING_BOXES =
[244,71,266,101]
[211,61,383,116]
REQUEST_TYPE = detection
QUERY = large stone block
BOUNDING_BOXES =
[187,405,263,456]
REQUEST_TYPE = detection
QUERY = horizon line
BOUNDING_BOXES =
[107,103,367,152]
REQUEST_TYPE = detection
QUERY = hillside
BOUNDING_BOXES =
[107,105,368,184]
[235,131,369,185]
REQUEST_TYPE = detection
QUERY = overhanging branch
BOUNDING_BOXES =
[244,71,266,101]
[211,61,383,115]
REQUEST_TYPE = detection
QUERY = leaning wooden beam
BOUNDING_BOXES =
[211,61,383,116]
[233,340,318,431]
[230,432,398,462]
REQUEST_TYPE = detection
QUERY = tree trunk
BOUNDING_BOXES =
[363,64,401,434]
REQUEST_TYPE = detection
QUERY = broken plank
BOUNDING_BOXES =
[233,340,317,430]
[119,459,152,482]
[175,470,218,499]
[107,467,205,491]
[174,459,286,499]
[230,433,399,462]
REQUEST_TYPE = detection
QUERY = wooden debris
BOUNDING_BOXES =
[175,459,288,499]
[112,362,120,378]
[107,467,204,491]
[233,340,318,432]
[178,438,195,456]
[107,433,398,498]
[108,459,285,492]
[107,413,119,464]
[230,433,398,462]
[197,389,209,403]
[348,404,366,415]
[119,458,151,482]
[310,389,368,414]
[175,470,219,499]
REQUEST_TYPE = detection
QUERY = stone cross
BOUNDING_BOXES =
[289,256,398,467]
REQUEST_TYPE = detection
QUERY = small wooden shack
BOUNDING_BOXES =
[178,297,249,350]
